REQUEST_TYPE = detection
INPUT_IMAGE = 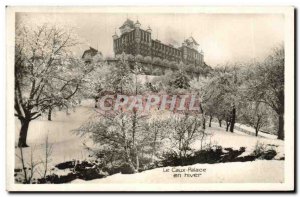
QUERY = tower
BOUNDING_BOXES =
[146,26,152,56]
[134,20,141,55]
[146,26,152,33]
[200,50,204,65]
[112,30,118,40]
[134,20,141,29]
[112,30,119,56]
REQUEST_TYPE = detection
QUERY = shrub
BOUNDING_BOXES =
[194,66,202,73]
[138,157,153,169]
[193,147,224,164]
[141,63,152,74]
[169,61,178,69]
[152,68,164,76]
[74,161,94,172]
[102,166,122,175]
[161,151,181,166]
[55,161,75,170]
[162,59,170,68]
[252,142,266,158]
[115,54,122,60]
[220,147,246,162]
[251,142,277,160]
[168,71,190,89]
[127,54,135,61]
[260,149,277,160]
[38,173,77,184]
[144,56,152,63]
[185,64,195,72]
[161,146,225,166]
[120,163,136,174]
[153,57,162,65]
[135,54,144,63]
[77,168,106,181]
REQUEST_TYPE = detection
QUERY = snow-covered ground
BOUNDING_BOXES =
[234,123,278,139]
[14,100,96,169]
[14,99,284,183]
[202,122,284,159]
[72,160,283,183]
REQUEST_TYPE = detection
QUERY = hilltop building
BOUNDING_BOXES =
[112,19,204,67]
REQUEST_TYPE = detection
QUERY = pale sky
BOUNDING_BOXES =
[16,12,284,66]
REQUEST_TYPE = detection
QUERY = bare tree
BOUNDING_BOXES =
[239,102,269,136]
[245,45,284,139]
[15,24,91,147]
[41,134,53,178]
[191,66,242,133]
[170,114,204,163]
[16,146,41,183]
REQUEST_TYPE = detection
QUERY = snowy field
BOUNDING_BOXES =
[14,99,284,183]
[72,160,283,183]
[14,100,96,168]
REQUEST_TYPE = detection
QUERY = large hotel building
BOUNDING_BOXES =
[112,19,204,67]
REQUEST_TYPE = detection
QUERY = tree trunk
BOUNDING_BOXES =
[202,117,206,130]
[48,107,52,121]
[226,117,230,132]
[218,119,222,127]
[278,114,284,140]
[277,89,284,140]
[229,106,236,133]
[255,128,258,137]
[199,104,205,129]
[209,115,212,127]
[94,97,98,108]
[226,122,230,131]
[152,129,157,162]
[18,119,30,147]
[121,118,130,163]
[178,138,183,164]
[255,118,261,137]
[132,111,139,170]
[135,148,139,172]
[19,147,28,182]
[132,111,136,148]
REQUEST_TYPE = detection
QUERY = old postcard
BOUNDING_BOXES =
[6,6,294,191]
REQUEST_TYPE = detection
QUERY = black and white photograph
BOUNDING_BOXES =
[6,6,294,191]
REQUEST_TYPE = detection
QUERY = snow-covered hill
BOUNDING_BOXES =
[72,160,283,183]
[14,99,284,183]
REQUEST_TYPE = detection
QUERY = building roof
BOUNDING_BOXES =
[135,20,141,25]
[119,19,135,29]
[146,26,152,31]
